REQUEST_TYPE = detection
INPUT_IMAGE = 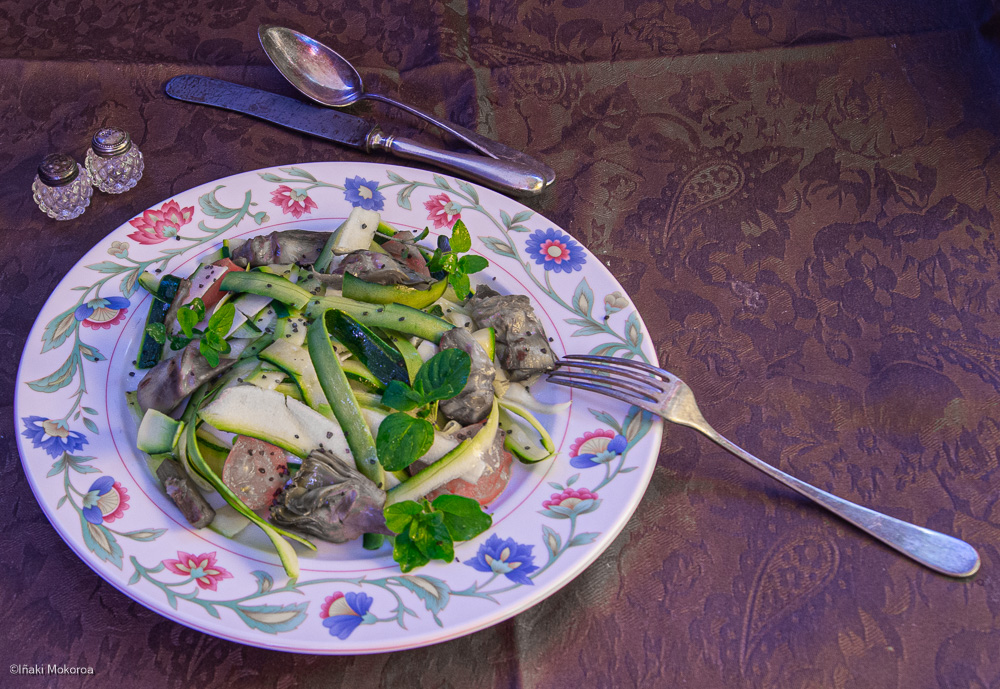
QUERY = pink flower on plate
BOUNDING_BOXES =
[271,185,318,219]
[540,487,600,519]
[127,200,194,245]
[424,193,462,229]
[163,551,233,591]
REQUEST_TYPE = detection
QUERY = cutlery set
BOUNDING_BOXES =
[167,26,554,197]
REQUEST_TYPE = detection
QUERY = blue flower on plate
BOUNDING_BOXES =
[525,228,586,273]
[343,176,385,211]
[569,430,628,469]
[21,416,88,459]
[75,296,130,330]
[466,533,539,586]
[81,476,130,524]
[320,591,376,639]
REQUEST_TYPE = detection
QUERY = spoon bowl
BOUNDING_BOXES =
[259,25,363,108]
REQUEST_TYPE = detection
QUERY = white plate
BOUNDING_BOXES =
[15,162,662,653]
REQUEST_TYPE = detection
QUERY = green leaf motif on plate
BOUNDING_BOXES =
[233,603,309,634]
[480,237,516,258]
[282,166,317,182]
[40,307,79,353]
[79,344,106,362]
[253,570,274,595]
[120,529,167,542]
[27,354,78,393]
[85,261,128,275]
[397,184,417,211]
[572,279,594,318]
[199,185,240,220]
[457,180,479,205]
[81,517,123,569]
[395,575,452,617]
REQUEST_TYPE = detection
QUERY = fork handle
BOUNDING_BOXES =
[693,425,981,577]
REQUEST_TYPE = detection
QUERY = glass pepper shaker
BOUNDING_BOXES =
[85,127,144,194]
[32,154,93,221]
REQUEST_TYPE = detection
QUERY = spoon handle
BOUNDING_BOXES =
[369,130,548,196]
[366,92,556,187]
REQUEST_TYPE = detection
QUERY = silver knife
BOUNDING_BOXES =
[165,75,549,197]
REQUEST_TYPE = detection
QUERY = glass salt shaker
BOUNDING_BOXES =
[32,154,93,221]
[85,127,144,194]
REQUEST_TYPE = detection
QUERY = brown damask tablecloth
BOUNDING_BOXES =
[3,1,1000,687]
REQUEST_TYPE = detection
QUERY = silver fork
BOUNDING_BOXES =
[548,354,980,578]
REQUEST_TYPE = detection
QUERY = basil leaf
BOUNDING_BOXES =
[448,271,471,301]
[381,380,421,411]
[202,330,226,351]
[207,302,235,335]
[392,529,430,573]
[176,307,200,338]
[168,334,192,351]
[413,348,471,402]
[384,501,423,534]
[189,298,206,321]
[458,255,489,274]
[411,512,454,562]
[451,219,472,253]
[145,322,166,344]
[431,494,493,541]
[199,339,221,367]
[376,413,434,471]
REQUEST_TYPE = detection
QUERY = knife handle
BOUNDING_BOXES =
[370,131,548,197]
[366,92,556,188]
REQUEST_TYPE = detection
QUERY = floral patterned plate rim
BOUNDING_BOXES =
[14,161,662,654]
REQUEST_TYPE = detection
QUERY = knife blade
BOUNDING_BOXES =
[165,75,548,196]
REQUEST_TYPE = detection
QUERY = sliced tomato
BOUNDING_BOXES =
[427,449,514,507]
[198,258,244,311]
[221,435,289,510]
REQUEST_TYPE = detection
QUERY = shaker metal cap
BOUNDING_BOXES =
[37,153,80,186]
[91,127,132,157]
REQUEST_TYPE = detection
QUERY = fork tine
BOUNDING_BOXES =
[555,359,666,391]
[562,354,672,379]
[548,370,660,400]
[547,375,656,410]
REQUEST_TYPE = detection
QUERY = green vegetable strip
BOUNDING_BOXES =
[307,311,386,489]
[221,271,453,343]
[308,310,388,550]
[307,297,453,343]
[184,385,315,578]
[387,332,423,383]
[314,217,350,273]
[326,311,408,387]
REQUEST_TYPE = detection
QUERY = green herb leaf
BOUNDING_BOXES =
[376,413,434,471]
[410,511,454,562]
[431,494,493,541]
[384,501,423,533]
[380,380,422,412]
[207,302,235,335]
[392,529,430,573]
[176,308,200,338]
[413,348,471,402]
[199,339,221,367]
[202,330,231,356]
[458,255,489,274]
[145,322,166,344]
[168,334,192,351]
[449,272,471,301]
[451,219,472,253]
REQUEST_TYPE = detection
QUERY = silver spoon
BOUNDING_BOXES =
[259,25,555,187]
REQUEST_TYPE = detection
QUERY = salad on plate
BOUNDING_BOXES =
[129,208,566,578]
